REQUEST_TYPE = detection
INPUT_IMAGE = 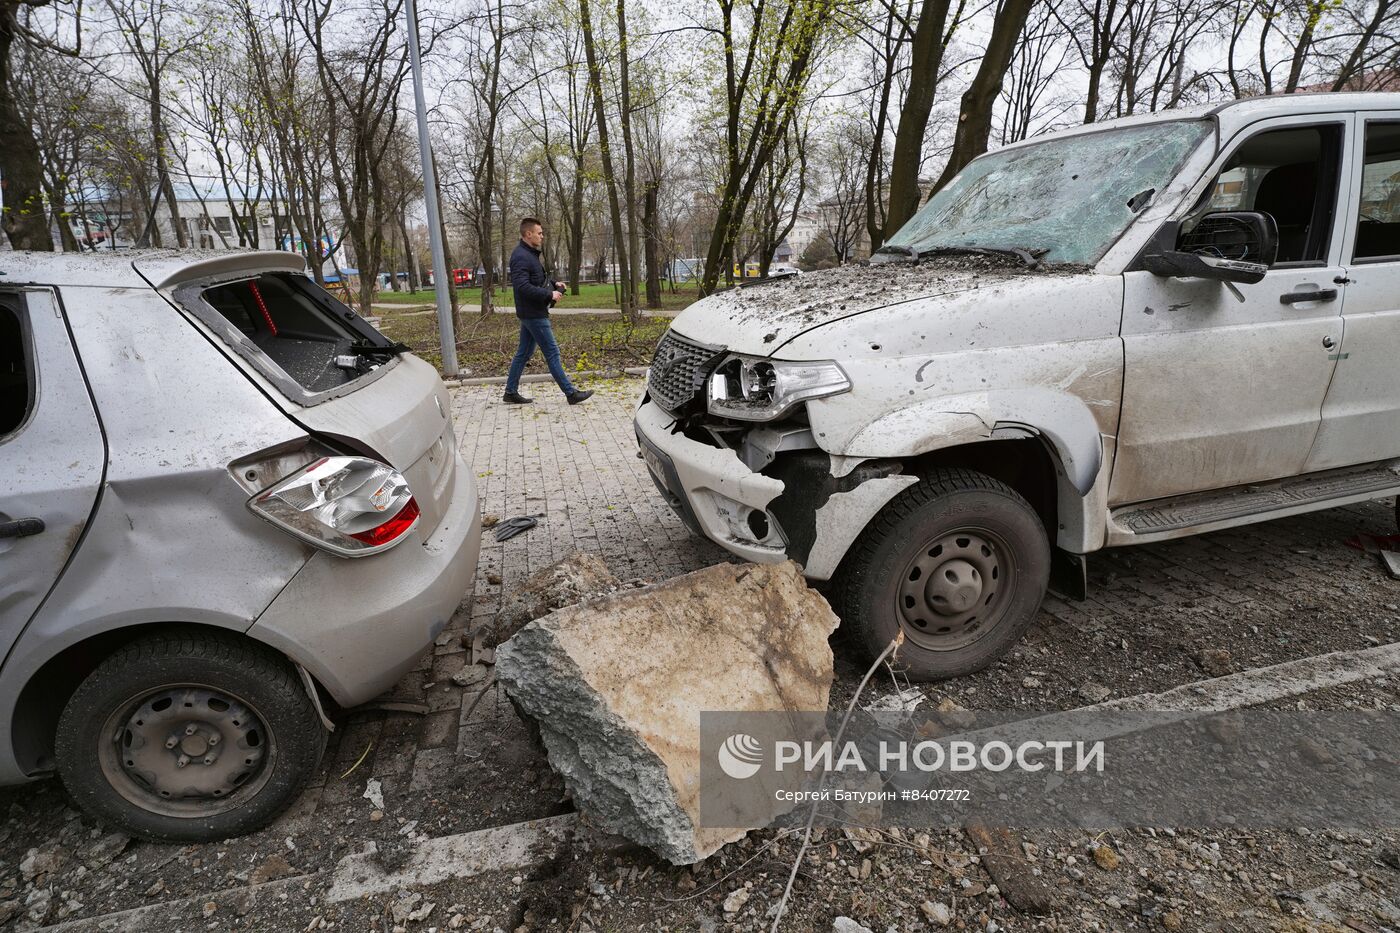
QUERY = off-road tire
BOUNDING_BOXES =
[55,631,327,842]
[832,469,1051,681]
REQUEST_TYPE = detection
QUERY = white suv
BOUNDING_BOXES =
[636,93,1400,681]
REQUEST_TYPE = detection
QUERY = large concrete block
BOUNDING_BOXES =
[495,561,838,864]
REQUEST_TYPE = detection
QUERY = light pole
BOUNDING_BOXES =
[405,0,459,377]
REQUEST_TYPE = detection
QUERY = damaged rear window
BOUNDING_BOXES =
[177,272,401,403]
[885,120,1211,265]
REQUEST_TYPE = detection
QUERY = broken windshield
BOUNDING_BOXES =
[883,120,1211,265]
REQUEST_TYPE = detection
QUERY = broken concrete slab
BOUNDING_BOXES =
[496,561,839,865]
[475,551,621,648]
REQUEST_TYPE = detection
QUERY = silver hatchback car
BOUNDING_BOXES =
[0,250,481,840]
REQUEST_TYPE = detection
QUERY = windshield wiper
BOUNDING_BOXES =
[918,246,1049,270]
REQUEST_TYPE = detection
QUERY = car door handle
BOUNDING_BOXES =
[0,518,45,539]
[1280,288,1338,304]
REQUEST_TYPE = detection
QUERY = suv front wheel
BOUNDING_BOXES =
[55,631,328,841]
[833,469,1050,681]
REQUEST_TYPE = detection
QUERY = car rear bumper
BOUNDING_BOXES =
[634,399,787,564]
[249,447,482,708]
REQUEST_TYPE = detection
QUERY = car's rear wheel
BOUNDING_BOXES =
[832,469,1050,681]
[55,631,327,841]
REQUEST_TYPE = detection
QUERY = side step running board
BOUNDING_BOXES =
[1110,459,1400,543]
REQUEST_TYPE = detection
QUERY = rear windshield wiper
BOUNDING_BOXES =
[347,339,410,357]
[918,246,1049,270]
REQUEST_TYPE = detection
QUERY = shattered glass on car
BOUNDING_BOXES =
[883,120,1212,265]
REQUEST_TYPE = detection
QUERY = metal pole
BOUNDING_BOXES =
[405,0,459,377]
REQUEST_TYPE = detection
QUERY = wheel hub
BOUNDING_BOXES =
[926,558,982,613]
[897,530,1005,649]
[111,687,266,803]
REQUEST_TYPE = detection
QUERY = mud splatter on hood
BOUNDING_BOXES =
[667,256,1091,355]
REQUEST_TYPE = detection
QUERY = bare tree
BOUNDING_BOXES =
[697,0,836,295]
[2,0,83,250]
[818,117,866,263]
[11,30,94,249]
[883,0,959,237]
[930,0,1038,195]
[295,0,411,311]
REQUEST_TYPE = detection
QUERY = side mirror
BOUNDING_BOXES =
[1143,251,1269,285]
[1144,211,1278,285]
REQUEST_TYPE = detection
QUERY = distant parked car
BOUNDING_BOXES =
[0,250,481,841]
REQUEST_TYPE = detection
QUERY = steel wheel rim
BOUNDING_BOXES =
[97,683,276,818]
[895,528,1013,651]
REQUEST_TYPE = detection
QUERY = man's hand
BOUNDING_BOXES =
[554,281,566,291]
[551,291,564,302]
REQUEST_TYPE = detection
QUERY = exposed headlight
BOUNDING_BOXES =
[706,354,851,421]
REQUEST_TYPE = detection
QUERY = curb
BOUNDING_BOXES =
[446,367,647,388]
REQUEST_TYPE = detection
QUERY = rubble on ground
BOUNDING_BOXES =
[496,560,840,864]
[475,551,621,648]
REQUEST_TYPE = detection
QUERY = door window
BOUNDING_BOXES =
[1194,124,1344,264]
[1354,121,1400,261]
[0,299,31,437]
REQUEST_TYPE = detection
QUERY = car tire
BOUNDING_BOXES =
[55,631,327,842]
[832,468,1051,681]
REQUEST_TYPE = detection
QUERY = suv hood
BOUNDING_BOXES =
[668,258,1086,356]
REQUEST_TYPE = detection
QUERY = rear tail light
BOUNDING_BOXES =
[248,456,419,557]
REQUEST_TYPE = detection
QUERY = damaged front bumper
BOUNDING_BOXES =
[634,400,789,564]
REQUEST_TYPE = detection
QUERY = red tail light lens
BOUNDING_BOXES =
[248,456,420,557]
[350,497,420,546]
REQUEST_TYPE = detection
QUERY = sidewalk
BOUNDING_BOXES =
[368,303,679,317]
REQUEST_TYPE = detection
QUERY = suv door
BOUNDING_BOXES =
[0,290,104,663]
[1112,113,1356,505]
[1304,113,1400,472]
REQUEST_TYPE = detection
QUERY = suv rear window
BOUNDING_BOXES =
[179,272,403,402]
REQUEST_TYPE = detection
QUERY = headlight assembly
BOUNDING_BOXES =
[706,354,851,421]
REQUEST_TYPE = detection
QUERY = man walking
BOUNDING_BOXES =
[503,218,592,405]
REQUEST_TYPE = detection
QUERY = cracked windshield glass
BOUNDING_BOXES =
[884,120,1212,265]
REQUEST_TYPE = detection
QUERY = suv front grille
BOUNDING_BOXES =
[647,330,724,414]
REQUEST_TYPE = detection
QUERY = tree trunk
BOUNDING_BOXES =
[580,0,631,319]
[399,211,420,292]
[0,10,53,250]
[617,0,640,322]
[642,180,661,309]
[437,178,461,334]
[568,169,585,295]
[883,0,953,237]
[929,0,1037,197]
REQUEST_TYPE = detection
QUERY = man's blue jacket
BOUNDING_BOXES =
[509,240,554,320]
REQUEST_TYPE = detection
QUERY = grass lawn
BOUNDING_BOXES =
[372,281,700,312]
[375,304,671,378]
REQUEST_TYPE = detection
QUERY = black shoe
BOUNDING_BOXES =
[502,391,533,404]
[566,389,594,405]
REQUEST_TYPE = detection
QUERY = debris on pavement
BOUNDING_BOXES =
[492,514,541,541]
[495,560,840,864]
[362,778,385,812]
[965,823,1059,913]
[476,551,621,649]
